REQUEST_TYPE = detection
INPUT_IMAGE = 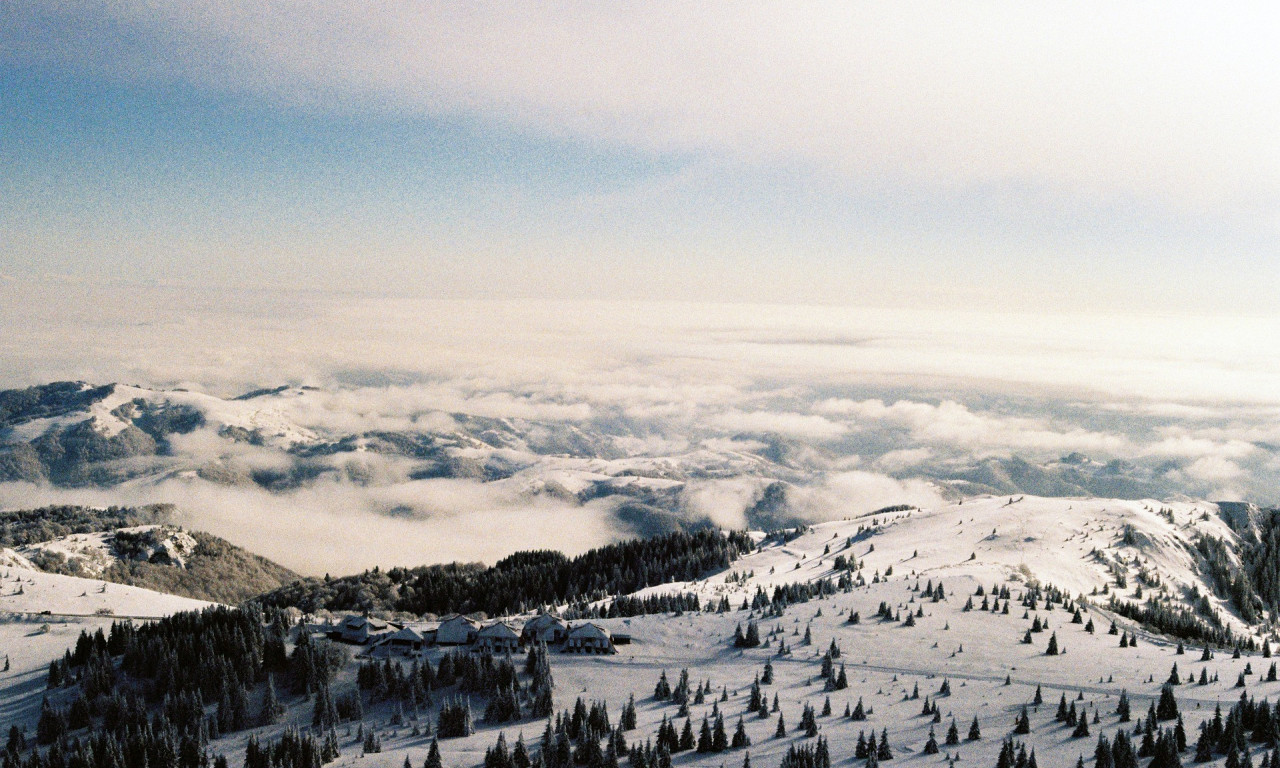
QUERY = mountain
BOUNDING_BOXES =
[1,504,299,604]
[256,494,1271,648]
[0,382,812,534]
[0,382,1223,543]
[7,492,1279,768]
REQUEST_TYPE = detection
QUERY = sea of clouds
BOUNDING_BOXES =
[2,281,1279,574]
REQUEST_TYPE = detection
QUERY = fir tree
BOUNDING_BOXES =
[1014,706,1031,734]
[424,737,445,768]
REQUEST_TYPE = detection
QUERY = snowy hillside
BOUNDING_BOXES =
[18,524,199,576]
[0,556,210,728]
[6,493,1280,768]
[632,495,1251,637]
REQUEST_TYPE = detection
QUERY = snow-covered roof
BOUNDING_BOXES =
[384,627,426,643]
[523,613,568,631]
[478,622,520,639]
[342,615,387,630]
[568,623,611,641]
[439,614,478,628]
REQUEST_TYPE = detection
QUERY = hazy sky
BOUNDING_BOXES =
[3,3,1278,310]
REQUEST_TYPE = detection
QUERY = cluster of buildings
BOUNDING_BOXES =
[327,613,628,657]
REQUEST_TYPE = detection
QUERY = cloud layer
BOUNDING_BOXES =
[3,286,1280,574]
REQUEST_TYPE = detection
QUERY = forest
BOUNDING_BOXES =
[254,530,755,617]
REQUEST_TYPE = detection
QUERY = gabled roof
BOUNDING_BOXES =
[524,613,568,631]
[384,627,425,643]
[439,614,479,628]
[478,622,520,639]
[568,623,611,641]
[342,615,388,630]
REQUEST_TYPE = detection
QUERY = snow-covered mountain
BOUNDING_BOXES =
[630,495,1260,642]
[6,492,1278,768]
[2,382,1248,547]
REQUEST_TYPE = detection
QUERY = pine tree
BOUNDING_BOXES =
[1014,706,1031,734]
[679,718,694,752]
[968,716,982,741]
[1117,690,1131,722]
[924,728,940,755]
[1156,685,1179,721]
[713,714,729,752]
[1073,713,1091,738]
[698,716,714,753]
[259,674,285,726]
[1096,735,1115,768]
[877,727,893,760]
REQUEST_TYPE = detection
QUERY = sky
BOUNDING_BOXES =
[2,2,1278,310]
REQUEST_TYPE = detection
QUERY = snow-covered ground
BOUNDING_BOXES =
[0,556,211,728]
[2,495,1270,768]
[300,498,1268,767]
[633,495,1245,636]
[16,524,199,576]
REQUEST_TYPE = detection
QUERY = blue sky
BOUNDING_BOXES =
[2,3,1277,310]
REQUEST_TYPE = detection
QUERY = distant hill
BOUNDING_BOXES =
[1,504,298,604]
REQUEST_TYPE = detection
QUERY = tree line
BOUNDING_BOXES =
[255,530,755,617]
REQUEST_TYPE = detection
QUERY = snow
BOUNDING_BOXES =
[16,524,199,576]
[1,493,1271,768]
[2,382,319,447]
[0,558,211,730]
[299,506,1271,768]
[629,495,1245,636]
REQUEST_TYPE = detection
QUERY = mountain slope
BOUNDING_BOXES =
[629,495,1255,641]
[1,505,299,604]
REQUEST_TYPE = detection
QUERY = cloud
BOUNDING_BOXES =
[1183,456,1245,484]
[8,3,1278,221]
[791,472,947,520]
[680,478,769,531]
[711,410,848,441]
[816,398,1129,456]
[5,286,1280,578]
[1144,432,1256,461]
[874,448,934,473]
[701,437,770,454]
[0,476,624,576]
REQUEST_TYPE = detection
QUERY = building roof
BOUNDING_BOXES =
[342,615,388,630]
[568,623,612,641]
[439,614,479,628]
[384,627,425,643]
[523,613,568,632]
[478,622,520,640]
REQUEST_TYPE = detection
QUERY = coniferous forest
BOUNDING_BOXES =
[255,530,754,617]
